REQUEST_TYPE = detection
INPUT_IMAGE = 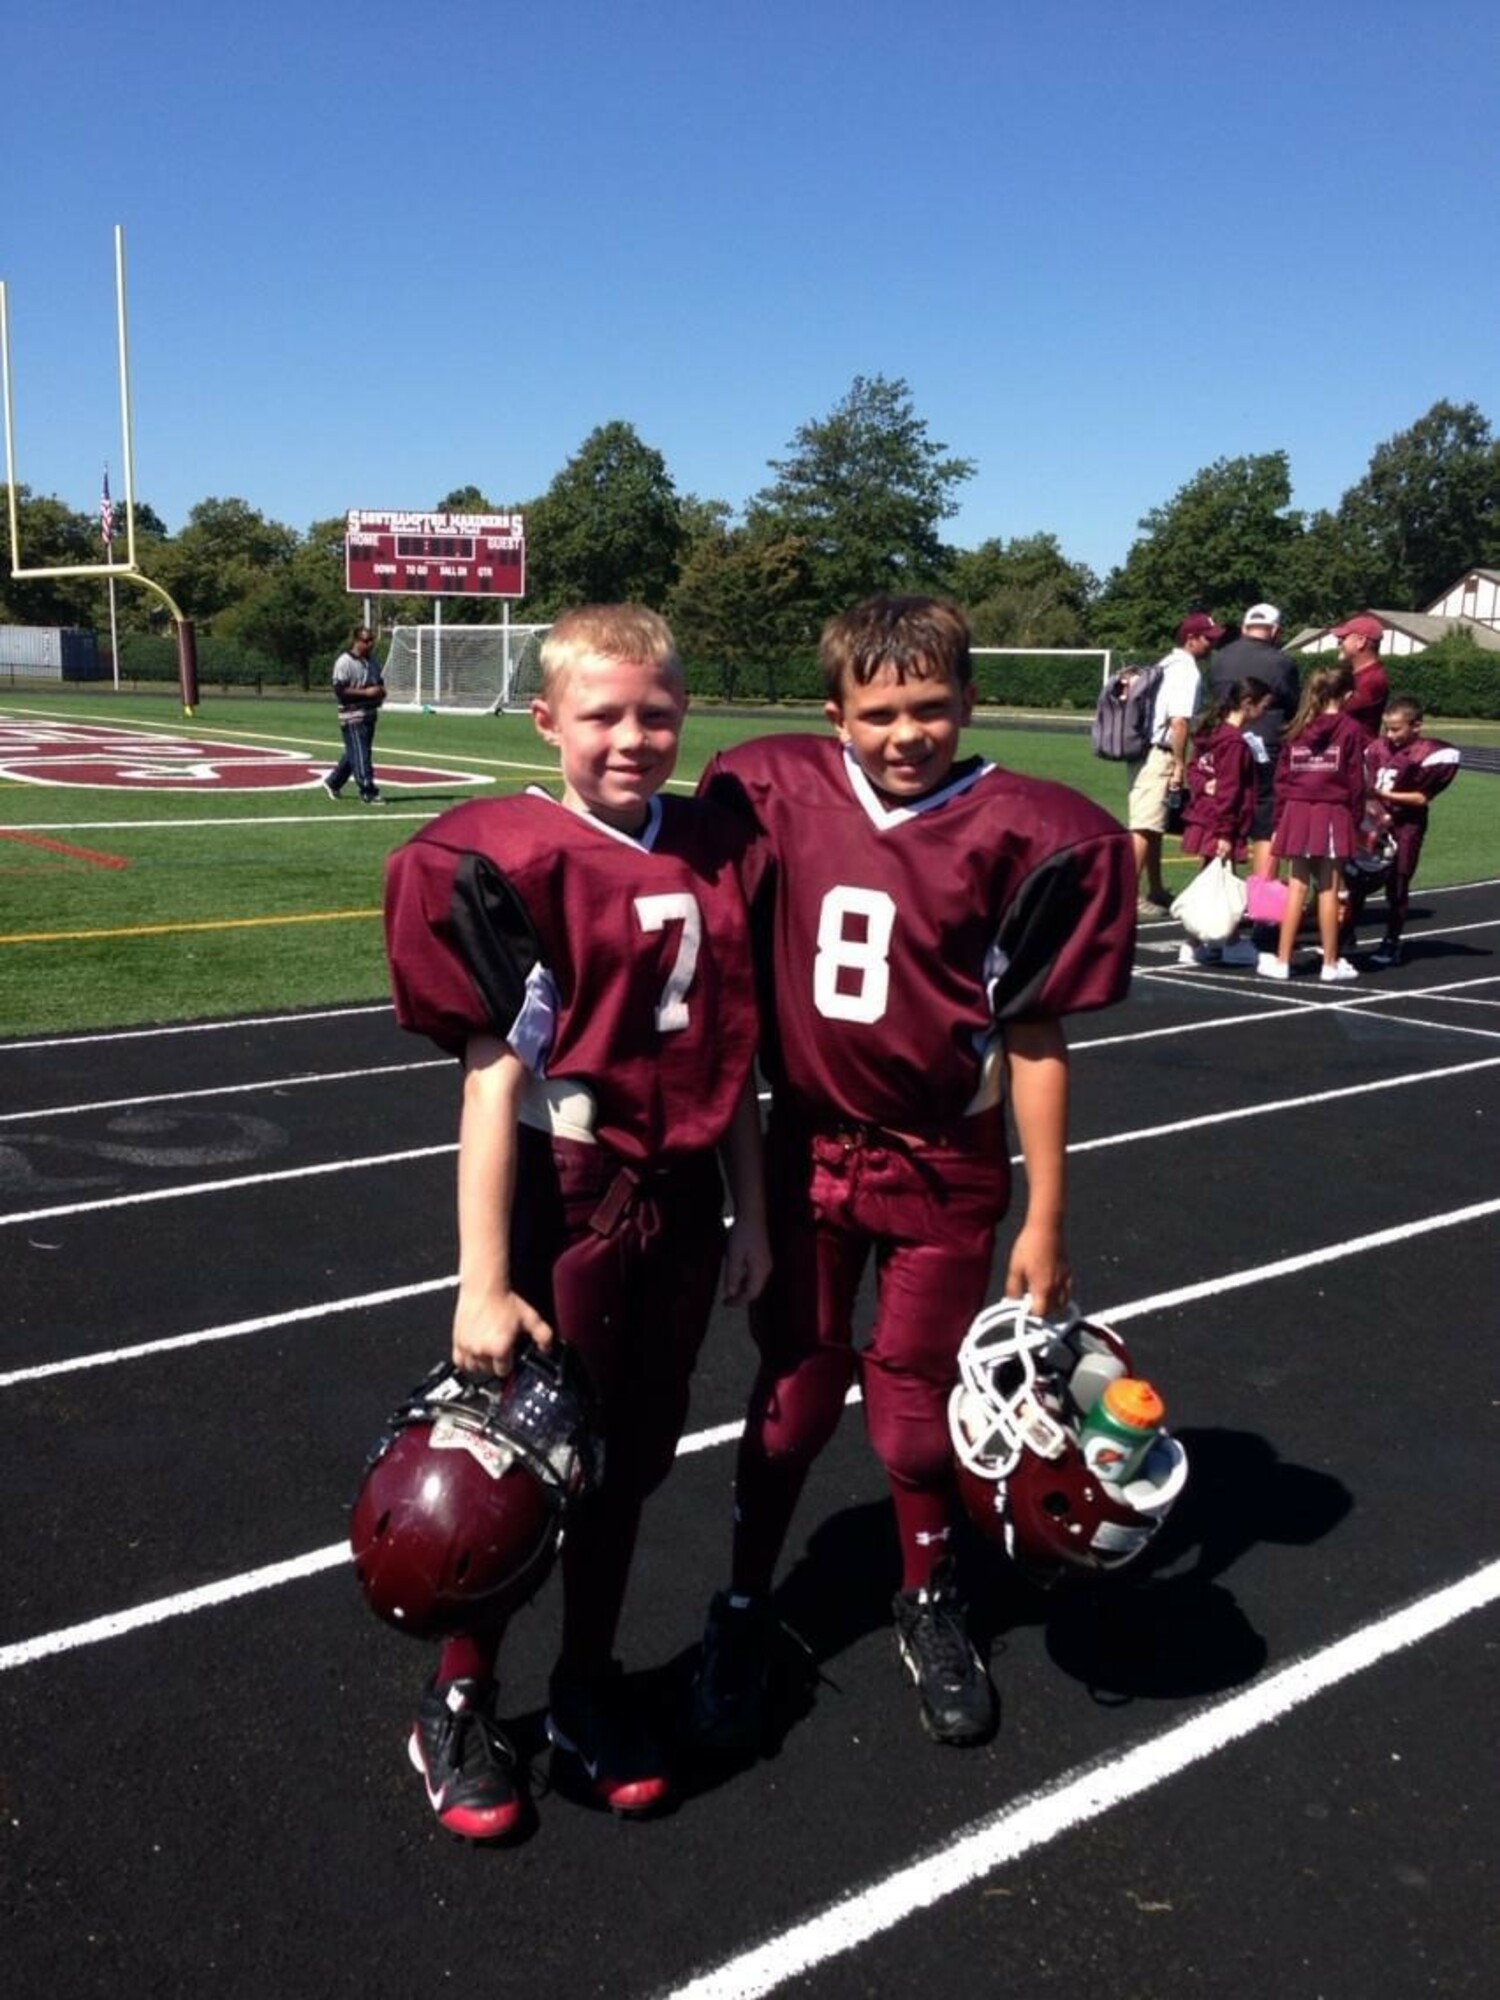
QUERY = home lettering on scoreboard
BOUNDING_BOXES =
[345,510,526,598]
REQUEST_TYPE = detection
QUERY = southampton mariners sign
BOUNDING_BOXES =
[345,510,526,599]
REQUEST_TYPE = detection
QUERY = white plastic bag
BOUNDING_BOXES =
[1170,858,1248,943]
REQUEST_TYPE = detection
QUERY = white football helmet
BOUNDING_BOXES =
[949,1297,1189,1579]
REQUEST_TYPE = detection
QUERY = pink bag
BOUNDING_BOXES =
[1246,875,1289,924]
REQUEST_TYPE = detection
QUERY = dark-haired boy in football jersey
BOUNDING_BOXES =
[688,594,1135,1751]
[1343,695,1461,966]
[383,605,769,1837]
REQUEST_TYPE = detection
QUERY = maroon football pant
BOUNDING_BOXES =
[444,1128,725,1688]
[730,1109,1010,1596]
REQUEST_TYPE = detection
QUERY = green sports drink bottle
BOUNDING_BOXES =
[1078,1377,1164,1486]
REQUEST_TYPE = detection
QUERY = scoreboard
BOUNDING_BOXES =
[345,510,526,598]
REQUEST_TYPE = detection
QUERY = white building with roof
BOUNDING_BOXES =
[1288,568,1500,656]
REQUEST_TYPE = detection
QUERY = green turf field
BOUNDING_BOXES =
[1,689,1495,1037]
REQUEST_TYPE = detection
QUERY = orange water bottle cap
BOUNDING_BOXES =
[1102,1377,1165,1429]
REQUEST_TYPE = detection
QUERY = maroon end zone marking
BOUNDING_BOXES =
[0,829,130,869]
[0,721,487,792]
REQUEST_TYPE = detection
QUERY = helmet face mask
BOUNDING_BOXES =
[949,1300,1188,1582]
[350,1344,601,1639]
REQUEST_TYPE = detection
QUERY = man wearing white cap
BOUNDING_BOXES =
[1209,604,1300,881]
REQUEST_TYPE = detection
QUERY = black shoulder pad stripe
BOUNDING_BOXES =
[450,852,546,1034]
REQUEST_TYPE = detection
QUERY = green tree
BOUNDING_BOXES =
[153,496,298,628]
[947,532,1099,646]
[1327,400,1500,611]
[676,493,734,558]
[434,484,495,513]
[1095,453,1304,651]
[0,487,111,625]
[750,375,974,616]
[223,516,354,684]
[522,421,684,616]
[668,524,816,694]
[1278,506,1369,629]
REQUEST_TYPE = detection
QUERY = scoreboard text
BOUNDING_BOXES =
[345,510,526,598]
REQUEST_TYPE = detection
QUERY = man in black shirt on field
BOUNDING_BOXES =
[1209,602,1300,879]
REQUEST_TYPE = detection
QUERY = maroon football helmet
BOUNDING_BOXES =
[350,1344,600,1639]
[948,1299,1188,1582]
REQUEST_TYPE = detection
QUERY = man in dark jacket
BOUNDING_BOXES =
[1209,602,1300,879]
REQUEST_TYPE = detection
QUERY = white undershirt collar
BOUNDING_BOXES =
[840,744,994,829]
[525,786,663,849]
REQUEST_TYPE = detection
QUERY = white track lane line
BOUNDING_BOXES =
[1098,1194,1500,1323]
[3,1192,1496,1661]
[0,1278,458,1389]
[0,1396,814,1671]
[7,1037,1497,1232]
[0,1003,390,1054]
[657,1558,1500,2000]
[0,1142,456,1229]
[0,1057,448,1124]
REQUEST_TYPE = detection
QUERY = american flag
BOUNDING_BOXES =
[101,469,115,548]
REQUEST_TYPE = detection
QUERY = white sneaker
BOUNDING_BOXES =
[1177,942,1221,967]
[1257,954,1290,981]
[1220,939,1260,967]
[1319,958,1358,983]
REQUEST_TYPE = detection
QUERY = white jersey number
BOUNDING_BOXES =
[634,891,703,1033]
[813,885,896,1024]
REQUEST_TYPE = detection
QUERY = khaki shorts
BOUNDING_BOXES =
[1127,746,1176,833]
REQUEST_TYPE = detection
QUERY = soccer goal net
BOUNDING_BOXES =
[969,647,1115,707]
[382,624,552,712]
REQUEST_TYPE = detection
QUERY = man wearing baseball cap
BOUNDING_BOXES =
[1208,603,1301,881]
[1128,611,1224,916]
[1332,614,1390,737]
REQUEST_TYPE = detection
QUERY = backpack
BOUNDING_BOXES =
[1091,661,1165,761]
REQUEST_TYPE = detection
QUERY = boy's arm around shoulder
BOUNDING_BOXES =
[696,750,776,907]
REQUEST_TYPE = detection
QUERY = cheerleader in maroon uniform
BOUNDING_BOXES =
[1177,676,1271,966]
[1260,663,1368,983]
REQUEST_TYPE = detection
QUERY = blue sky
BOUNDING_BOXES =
[5,0,1496,581]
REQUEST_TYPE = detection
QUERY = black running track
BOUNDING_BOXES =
[3,884,1498,2000]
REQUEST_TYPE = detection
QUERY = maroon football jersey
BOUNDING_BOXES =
[701,737,1134,1133]
[1184,722,1256,848]
[384,790,758,1162]
[1365,734,1461,824]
